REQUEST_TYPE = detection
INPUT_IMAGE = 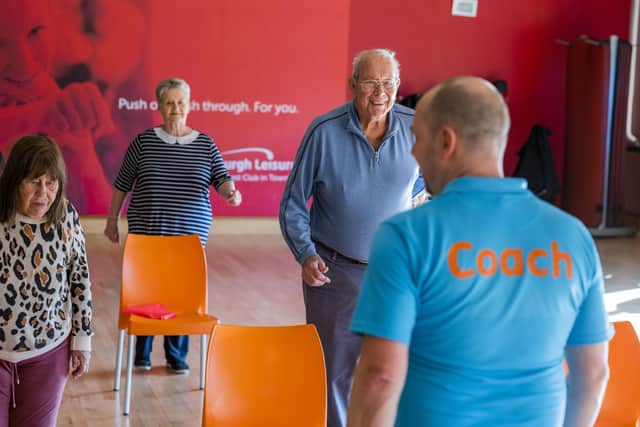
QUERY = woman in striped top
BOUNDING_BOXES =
[103,77,241,374]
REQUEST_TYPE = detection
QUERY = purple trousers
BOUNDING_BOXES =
[0,338,70,427]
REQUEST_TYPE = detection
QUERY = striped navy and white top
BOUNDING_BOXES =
[114,127,232,245]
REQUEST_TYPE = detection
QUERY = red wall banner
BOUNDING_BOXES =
[348,0,630,181]
[0,0,350,216]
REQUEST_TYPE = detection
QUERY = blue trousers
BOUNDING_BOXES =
[303,243,366,427]
[135,335,189,364]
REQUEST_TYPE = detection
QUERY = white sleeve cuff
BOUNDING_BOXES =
[70,335,92,352]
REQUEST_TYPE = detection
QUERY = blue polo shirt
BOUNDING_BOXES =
[351,177,613,427]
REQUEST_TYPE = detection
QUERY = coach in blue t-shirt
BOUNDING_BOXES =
[348,76,612,427]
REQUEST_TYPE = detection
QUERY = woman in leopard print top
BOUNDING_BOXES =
[0,135,92,426]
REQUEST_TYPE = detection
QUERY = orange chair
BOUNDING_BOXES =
[202,324,327,427]
[112,234,218,415]
[594,320,640,427]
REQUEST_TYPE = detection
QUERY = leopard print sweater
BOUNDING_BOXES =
[0,201,92,362]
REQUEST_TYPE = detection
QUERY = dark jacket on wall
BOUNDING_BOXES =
[513,124,561,202]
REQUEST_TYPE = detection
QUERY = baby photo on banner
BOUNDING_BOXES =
[0,0,350,215]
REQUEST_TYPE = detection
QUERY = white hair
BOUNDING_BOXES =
[352,49,400,80]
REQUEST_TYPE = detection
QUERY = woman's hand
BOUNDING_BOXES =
[104,217,120,243]
[218,181,242,206]
[70,350,91,379]
[225,189,242,206]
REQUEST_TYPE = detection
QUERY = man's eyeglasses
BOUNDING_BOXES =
[357,79,399,92]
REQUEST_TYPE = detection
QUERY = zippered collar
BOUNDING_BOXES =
[345,101,400,142]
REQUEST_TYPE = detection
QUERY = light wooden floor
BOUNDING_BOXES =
[57,233,304,426]
[56,232,640,426]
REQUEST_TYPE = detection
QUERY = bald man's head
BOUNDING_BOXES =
[410,77,511,194]
[417,77,510,153]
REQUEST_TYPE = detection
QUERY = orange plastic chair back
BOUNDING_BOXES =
[595,320,640,427]
[118,234,208,329]
[202,324,327,427]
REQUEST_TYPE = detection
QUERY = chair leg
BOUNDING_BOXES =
[113,329,125,391]
[124,335,135,416]
[200,334,207,390]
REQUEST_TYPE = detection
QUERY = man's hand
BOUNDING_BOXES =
[302,255,331,286]
[70,350,91,379]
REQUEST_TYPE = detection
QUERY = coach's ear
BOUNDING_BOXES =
[440,126,458,160]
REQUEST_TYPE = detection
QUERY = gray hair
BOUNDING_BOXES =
[352,49,400,80]
[155,77,191,103]
[423,77,510,150]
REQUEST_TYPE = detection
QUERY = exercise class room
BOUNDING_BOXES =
[0,0,639,426]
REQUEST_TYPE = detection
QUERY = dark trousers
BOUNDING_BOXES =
[135,335,189,365]
[303,244,366,427]
[0,338,70,427]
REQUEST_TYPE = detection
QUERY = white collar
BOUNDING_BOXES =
[15,213,46,224]
[154,127,199,145]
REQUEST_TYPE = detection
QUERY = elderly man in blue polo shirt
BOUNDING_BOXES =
[279,48,423,427]
[347,76,612,427]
